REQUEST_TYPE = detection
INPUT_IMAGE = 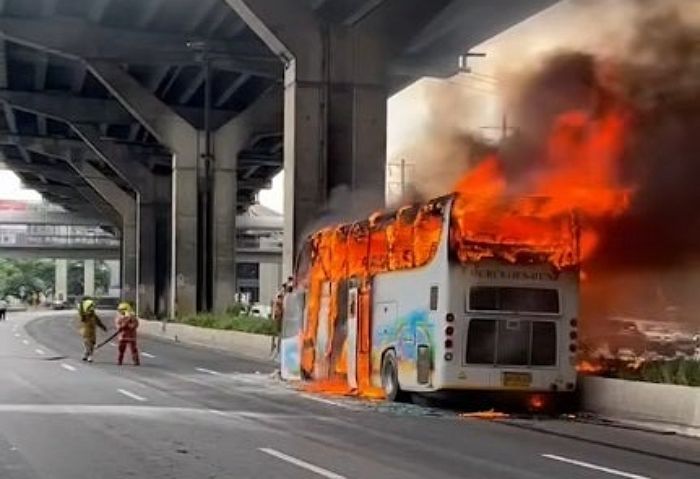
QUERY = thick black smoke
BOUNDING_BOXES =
[500,6,700,273]
[595,9,700,270]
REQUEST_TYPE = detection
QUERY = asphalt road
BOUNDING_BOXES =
[1,311,699,479]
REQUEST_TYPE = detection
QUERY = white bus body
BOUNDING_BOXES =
[281,198,579,400]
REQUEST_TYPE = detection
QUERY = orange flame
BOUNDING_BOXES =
[295,105,632,398]
[451,107,632,268]
[576,359,605,374]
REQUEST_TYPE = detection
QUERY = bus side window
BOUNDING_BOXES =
[430,286,438,311]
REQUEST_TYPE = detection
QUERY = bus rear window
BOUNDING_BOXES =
[466,319,557,366]
[469,287,559,314]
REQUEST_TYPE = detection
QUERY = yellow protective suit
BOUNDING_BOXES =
[78,300,106,361]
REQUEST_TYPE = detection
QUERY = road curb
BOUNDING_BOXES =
[138,320,275,363]
[580,376,700,437]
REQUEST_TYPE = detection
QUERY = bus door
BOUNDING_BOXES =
[280,290,305,381]
[330,279,349,380]
[314,281,333,379]
[346,279,359,390]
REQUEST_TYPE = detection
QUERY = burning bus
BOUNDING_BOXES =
[280,188,580,403]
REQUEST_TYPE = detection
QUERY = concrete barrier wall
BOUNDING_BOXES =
[138,320,274,363]
[581,376,700,428]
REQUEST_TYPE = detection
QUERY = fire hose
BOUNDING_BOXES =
[95,328,123,350]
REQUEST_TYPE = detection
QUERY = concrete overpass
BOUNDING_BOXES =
[0,0,556,317]
[0,199,111,226]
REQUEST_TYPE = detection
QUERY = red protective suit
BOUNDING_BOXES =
[115,313,140,365]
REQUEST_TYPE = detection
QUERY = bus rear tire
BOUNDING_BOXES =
[381,351,406,402]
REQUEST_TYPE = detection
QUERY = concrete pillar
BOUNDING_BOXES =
[89,61,282,315]
[72,124,166,317]
[259,262,281,307]
[55,259,67,301]
[281,50,388,276]
[212,92,281,312]
[83,259,95,297]
[224,1,389,277]
[88,61,201,317]
[106,260,120,296]
[69,158,138,307]
[137,202,157,316]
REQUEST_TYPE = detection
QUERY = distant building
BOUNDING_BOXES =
[0,199,284,309]
[236,203,283,307]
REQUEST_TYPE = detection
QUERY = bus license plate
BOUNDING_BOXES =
[502,372,532,388]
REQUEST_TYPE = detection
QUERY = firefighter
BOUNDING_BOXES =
[271,276,293,358]
[78,298,107,362]
[115,302,140,366]
[270,286,285,357]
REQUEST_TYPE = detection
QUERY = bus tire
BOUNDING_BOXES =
[381,351,406,402]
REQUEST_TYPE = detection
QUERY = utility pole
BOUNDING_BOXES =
[480,112,515,142]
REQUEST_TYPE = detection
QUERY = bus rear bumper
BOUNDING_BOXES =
[417,389,580,413]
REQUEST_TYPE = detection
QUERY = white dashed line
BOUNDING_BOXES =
[22,339,29,345]
[117,389,147,402]
[141,352,155,358]
[34,348,45,355]
[259,448,346,479]
[14,333,20,338]
[195,367,220,376]
[61,363,77,372]
[301,394,346,407]
[541,454,650,479]
[109,342,116,347]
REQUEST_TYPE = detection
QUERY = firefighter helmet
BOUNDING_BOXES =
[117,302,133,314]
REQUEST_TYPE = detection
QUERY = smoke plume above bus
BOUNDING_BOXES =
[403,1,700,332]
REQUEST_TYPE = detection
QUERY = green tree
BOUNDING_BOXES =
[0,259,55,300]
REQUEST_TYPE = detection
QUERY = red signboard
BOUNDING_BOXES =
[0,200,29,211]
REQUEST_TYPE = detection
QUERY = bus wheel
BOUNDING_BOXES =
[381,351,406,402]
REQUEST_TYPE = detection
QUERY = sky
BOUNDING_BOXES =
[0,170,42,201]
[0,0,585,214]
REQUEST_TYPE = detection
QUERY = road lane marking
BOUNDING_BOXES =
[22,339,29,345]
[141,352,155,358]
[542,454,651,479]
[109,342,116,347]
[195,367,220,376]
[61,363,76,372]
[14,333,20,338]
[117,389,147,402]
[301,394,353,409]
[34,348,45,355]
[259,448,346,479]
